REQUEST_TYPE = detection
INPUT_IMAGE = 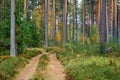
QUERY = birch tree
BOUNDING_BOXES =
[10,0,16,56]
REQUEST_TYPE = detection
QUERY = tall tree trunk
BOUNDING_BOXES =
[24,0,27,18]
[58,0,60,32]
[106,1,109,41]
[91,3,94,26]
[10,0,16,56]
[51,0,56,45]
[82,0,85,43]
[113,0,118,40]
[72,0,77,41]
[99,0,106,53]
[96,0,101,27]
[118,0,120,45]
[75,0,78,40]
[110,0,114,41]
[107,0,112,41]
[45,0,48,47]
[63,0,67,43]
[88,8,91,37]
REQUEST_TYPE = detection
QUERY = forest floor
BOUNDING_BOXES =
[44,53,66,80]
[14,54,42,80]
[13,53,66,80]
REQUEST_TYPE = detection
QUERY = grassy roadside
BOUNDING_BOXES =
[46,43,120,80]
[31,54,49,80]
[0,48,43,80]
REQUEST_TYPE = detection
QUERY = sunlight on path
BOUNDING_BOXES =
[45,53,66,80]
[14,54,41,80]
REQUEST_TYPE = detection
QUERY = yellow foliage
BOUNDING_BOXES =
[55,31,62,43]
[78,34,86,43]
[90,25,100,43]
[33,6,44,34]
[48,11,52,37]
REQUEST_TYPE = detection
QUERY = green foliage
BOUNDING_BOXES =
[0,56,28,80]
[65,56,120,80]
[0,0,10,53]
[21,48,42,59]
[32,54,49,80]
[0,48,43,80]
[47,42,120,80]
[33,7,45,46]
[0,0,40,55]
[16,20,39,52]
[90,25,100,44]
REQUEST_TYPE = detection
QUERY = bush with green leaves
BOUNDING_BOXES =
[20,48,43,59]
[0,0,40,55]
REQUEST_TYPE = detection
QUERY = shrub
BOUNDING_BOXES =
[21,48,42,59]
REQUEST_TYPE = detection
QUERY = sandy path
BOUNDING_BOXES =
[14,54,41,80]
[45,53,66,80]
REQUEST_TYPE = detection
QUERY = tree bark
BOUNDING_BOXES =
[10,0,16,56]
[82,0,85,43]
[63,0,67,43]
[118,0,120,45]
[51,0,56,45]
[45,0,48,47]
[24,0,27,18]
[113,0,118,40]
[96,0,101,27]
[99,0,106,53]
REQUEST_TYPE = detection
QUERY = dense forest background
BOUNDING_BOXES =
[0,0,120,80]
[1,0,120,55]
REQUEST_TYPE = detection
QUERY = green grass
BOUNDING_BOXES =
[0,48,43,80]
[0,56,28,80]
[20,48,43,59]
[31,54,49,80]
[47,42,120,80]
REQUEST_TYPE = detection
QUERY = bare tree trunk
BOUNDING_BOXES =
[113,0,118,40]
[106,1,109,42]
[91,3,94,26]
[99,0,106,53]
[75,0,78,40]
[10,0,16,56]
[96,0,101,27]
[118,0,120,45]
[110,0,113,41]
[45,0,48,47]
[82,0,85,43]
[88,8,91,37]
[24,0,27,18]
[58,0,60,32]
[63,0,67,43]
[72,0,77,41]
[51,0,56,45]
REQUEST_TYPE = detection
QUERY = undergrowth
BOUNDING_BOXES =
[0,48,43,80]
[47,41,120,80]
[0,56,28,80]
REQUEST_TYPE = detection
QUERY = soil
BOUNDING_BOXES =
[14,54,41,80]
[44,53,66,80]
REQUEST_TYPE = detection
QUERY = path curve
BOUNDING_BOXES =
[45,53,66,80]
[15,54,41,80]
